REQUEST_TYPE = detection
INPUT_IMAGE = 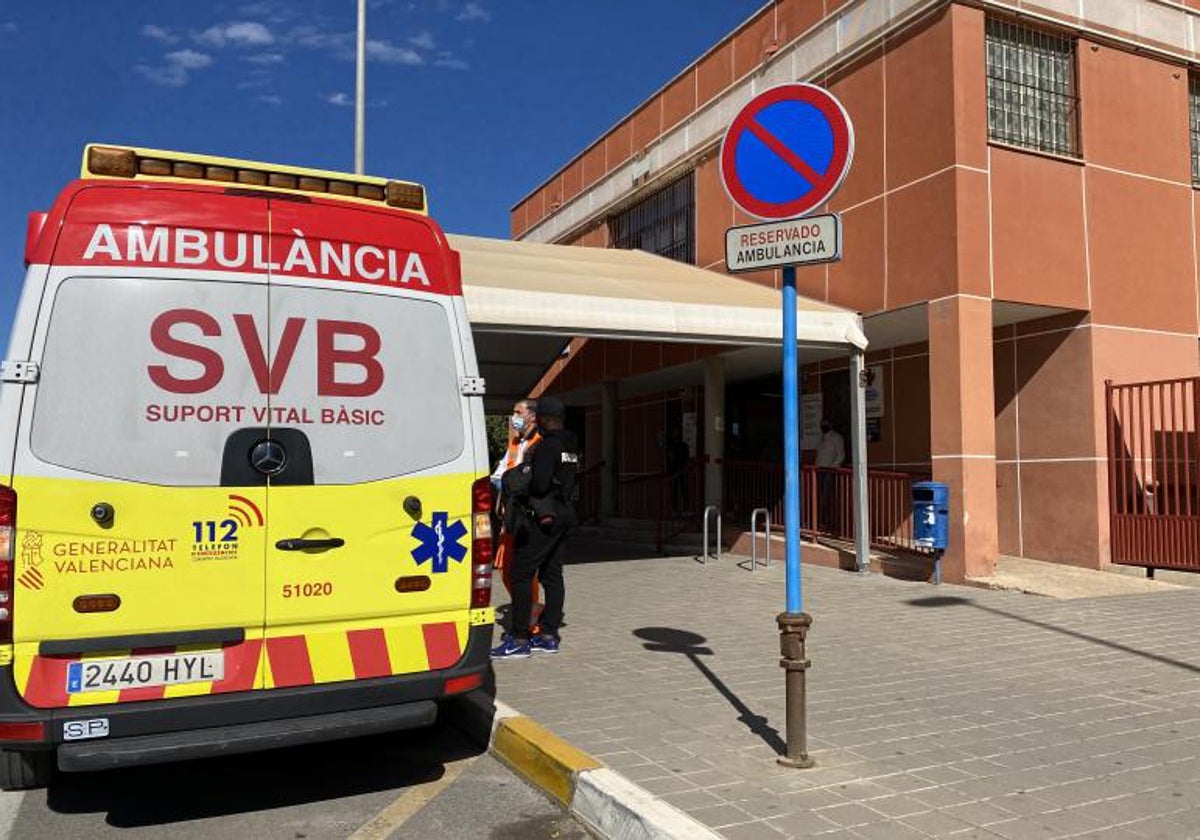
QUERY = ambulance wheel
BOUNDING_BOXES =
[0,749,53,790]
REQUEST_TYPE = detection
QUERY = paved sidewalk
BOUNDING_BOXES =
[967,556,1189,600]
[493,552,1200,839]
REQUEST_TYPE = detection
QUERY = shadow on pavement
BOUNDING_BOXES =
[44,724,484,829]
[563,545,664,566]
[633,627,786,756]
[908,594,1200,675]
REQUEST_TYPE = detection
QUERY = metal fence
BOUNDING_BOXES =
[1191,74,1200,187]
[1106,377,1200,570]
[722,459,932,555]
[985,17,1079,158]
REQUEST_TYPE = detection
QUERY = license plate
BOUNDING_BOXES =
[66,652,224,694]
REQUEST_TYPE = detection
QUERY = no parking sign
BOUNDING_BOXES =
[719,83,854,221]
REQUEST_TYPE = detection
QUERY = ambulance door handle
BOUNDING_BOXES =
[276,538,345,551]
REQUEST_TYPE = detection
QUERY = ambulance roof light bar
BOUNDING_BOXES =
[83,144,427,214]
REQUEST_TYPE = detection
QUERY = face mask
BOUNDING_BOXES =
[511,415,527,433]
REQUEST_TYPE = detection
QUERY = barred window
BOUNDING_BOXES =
[986,18,1079,157]
[1191,75,1200,186]
[609,172,695,264]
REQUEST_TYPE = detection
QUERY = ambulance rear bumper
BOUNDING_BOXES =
[0,623,492,771]
[57,701,438,771]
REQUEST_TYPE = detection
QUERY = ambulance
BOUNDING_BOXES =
[0,145,495,788]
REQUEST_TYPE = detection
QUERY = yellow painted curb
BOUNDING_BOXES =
[492,715,603,806]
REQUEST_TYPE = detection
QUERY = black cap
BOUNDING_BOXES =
[538,396,566,418]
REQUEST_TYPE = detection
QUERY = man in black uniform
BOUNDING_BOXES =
[490,396,579,659]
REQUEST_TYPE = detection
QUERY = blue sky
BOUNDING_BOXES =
[0,0,764,350]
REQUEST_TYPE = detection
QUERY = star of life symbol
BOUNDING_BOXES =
[410,512,468,574]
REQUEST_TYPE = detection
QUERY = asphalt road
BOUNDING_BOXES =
[0,722,588,840]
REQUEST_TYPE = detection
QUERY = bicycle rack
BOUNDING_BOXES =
[750,508,771,572]
[701,505,721,565]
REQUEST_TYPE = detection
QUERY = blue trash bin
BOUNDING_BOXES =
[912,481,949,583]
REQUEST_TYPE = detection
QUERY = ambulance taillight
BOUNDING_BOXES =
[471,477,493,609]
[0,486,16,644]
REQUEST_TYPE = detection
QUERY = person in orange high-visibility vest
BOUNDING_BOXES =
[492,399,543,635]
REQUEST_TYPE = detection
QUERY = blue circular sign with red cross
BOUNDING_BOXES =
[720,83,855,221]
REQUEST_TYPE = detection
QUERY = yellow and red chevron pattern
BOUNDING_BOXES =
[15,616,484,709]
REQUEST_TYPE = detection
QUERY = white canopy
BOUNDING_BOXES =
[449,234,867,349]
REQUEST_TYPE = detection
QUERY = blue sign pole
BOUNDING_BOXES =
[777,264,813,769]
[782,265,802,615]
[719,83,855,772]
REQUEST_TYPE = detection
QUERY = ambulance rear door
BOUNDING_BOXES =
[259,199,478,691]
[10,184,270,709]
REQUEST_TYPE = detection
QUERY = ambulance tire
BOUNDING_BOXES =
[0,749,53,790]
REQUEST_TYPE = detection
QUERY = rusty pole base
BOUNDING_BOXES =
[776,612,814,769]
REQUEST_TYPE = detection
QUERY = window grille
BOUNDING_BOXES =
[986,18,1079,157]
[609,171,695,264]
[1191,75,1200,187]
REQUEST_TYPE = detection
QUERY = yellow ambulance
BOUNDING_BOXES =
[0,145,495,788]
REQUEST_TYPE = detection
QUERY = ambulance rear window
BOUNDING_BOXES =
[31,276,465,485]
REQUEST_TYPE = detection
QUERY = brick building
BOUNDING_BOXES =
[510,0,1200,581]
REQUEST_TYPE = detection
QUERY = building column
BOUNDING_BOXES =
[601,380,618,518]
[703,356,725,507]
[928,296,998,582]
[850,349,870,573]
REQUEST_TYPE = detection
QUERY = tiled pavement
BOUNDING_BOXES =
[493,550,1200,839]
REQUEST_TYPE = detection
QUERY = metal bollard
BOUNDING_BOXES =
[701,505,721,565]
[777,611,814,768]
[750,508,771,572]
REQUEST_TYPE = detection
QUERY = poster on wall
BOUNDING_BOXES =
[865,366,885,419]
[867,417,882,443]
[802,393,823,450]
[682,412,697,457]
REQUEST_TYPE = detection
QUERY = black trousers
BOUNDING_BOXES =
[510,518,568,640]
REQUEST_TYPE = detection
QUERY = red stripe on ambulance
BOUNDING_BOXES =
[421,623,461,670]
[22,656,74,708]
[347,628,392,679]
[266,636,314,688]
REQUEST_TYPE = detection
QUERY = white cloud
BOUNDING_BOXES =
[1,22,19,34]
[435,55,469,71]
[290,26,353,56]
[409,31,435,51]
[136,49,213,87]
[140,24,178,44]
[289,25,428,67]
[245,52,284,64]
[195,21,274,48]
[457,2,491,23]
[258,94,283,106]
[325,92,353,107]
[168,49,213,70]
[365,39,422,65]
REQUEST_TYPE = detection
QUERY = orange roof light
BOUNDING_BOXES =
[81,144,427,214]
[87,146,136,178]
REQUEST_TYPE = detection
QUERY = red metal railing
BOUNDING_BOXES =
[722,459,930,554]
[616,458,706,551]
[1107,377,1200,570]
